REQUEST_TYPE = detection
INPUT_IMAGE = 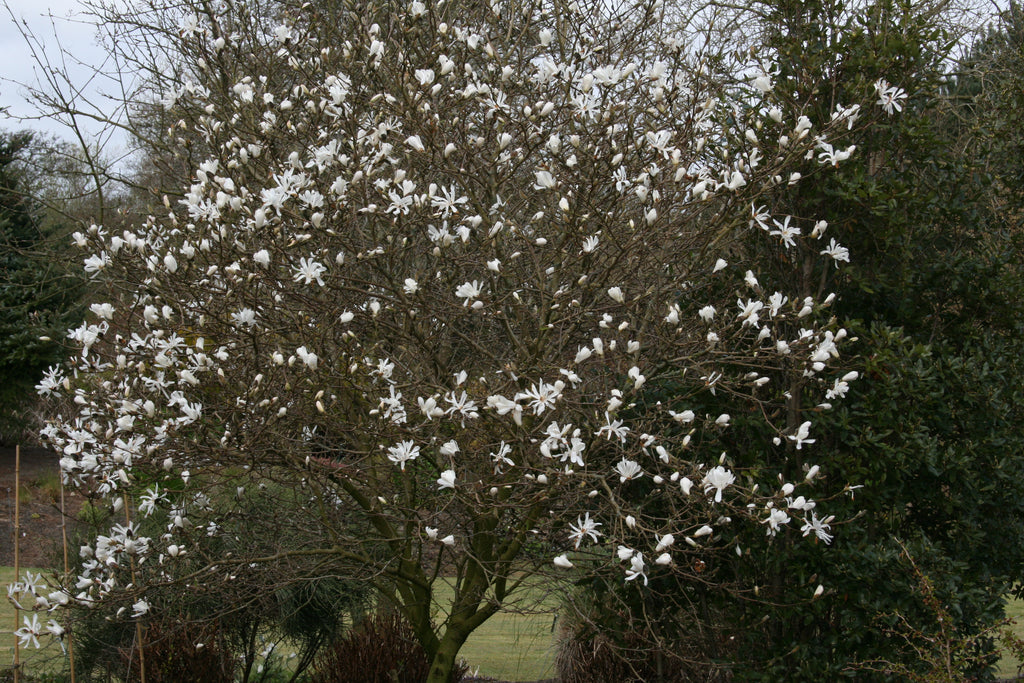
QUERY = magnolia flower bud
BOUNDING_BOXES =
[553,554,573,569]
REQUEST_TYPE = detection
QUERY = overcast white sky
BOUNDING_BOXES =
[1,0,117,143]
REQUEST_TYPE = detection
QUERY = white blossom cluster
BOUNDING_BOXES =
[19,0,902,643]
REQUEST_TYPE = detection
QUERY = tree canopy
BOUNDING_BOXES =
[7,0,1022,681]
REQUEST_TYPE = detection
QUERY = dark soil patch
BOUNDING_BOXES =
[0,446,83,568]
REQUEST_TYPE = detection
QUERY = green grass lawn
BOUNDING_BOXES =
[997,598,1024,679]
[456,607,557,680]
[432,577,558,681]
[0,566,73,678]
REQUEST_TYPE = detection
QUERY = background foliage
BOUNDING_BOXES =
[0,131,82,444]
[560,1,1024,680]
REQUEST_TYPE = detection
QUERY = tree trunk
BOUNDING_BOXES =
[425,623,470,683]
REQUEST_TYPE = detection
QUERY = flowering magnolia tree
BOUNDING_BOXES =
[10,0,904,679]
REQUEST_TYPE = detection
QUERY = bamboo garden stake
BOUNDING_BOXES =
[13,445,21,683]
